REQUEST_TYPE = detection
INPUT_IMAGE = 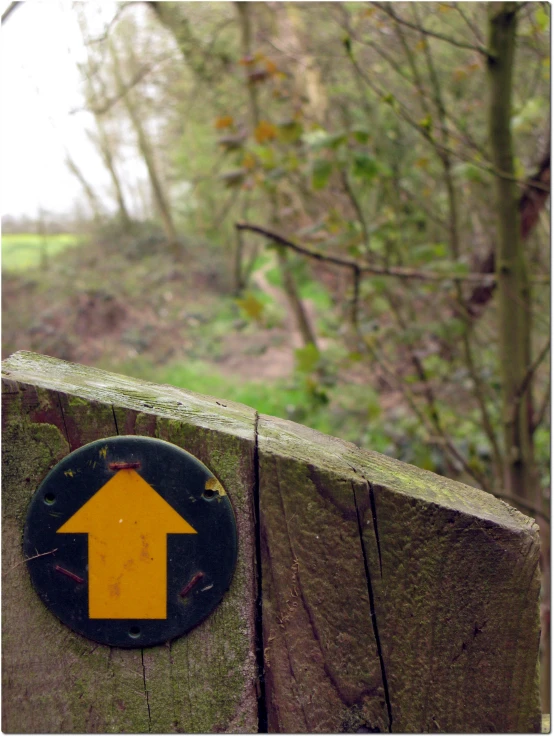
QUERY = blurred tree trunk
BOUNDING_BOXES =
[269,2,328,125]
[149,2,217,82]
[76,9,133,233]
[235,1,259,130]
[235,1,317,348]
[108,41,180,256]
[487,2,549,713]
[96,124,133,231]
[276,247,318,348]
[65,152,103,223]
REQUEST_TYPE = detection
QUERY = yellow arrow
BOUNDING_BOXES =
[57,469,196,619]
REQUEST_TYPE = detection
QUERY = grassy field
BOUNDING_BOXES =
[2,233,84,271]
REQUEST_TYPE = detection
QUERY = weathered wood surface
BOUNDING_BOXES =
[2,351,542,733]
[258,416,541,732]
[2,351,258,733]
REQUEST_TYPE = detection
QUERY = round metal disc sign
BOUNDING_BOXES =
[23,436,238,648]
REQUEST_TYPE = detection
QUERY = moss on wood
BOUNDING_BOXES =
[257,413,541,732]
[1,352,258,733]
[2,352,542,733]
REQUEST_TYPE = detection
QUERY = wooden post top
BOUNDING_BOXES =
[2,350,542,733]
[1,350,538,533]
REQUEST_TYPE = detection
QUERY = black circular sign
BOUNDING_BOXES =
[24,436,238,648]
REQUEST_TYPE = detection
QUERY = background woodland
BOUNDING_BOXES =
[2,1,550,711]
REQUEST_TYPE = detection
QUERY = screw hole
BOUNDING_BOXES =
[44,493,56,505]
[129,626,141,638]
[203,488,216,500]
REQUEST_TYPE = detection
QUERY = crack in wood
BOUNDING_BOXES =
[503,542,543,728]
[272,461,364,713]
[141,649,152,732]
[253,411,269,733]
[57,392,71,447]
[112,406,120,435]
[262,514,310,730]
[352,482,393,732]
[367,482,383,578]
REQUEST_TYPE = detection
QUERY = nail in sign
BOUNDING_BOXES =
[24,437,238,648]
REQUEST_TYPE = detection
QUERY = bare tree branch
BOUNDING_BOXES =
[453,3,484,46]
[236,222,549,284]
[338,5,489,160]
[513,339,551,421]
[372,2,489,56]
[71,55,174,116]
[342,37,550,193]
[1,1,21,24]
[85,3,132,45]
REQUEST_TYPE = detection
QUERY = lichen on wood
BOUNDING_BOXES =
[257,412,541,733]
[2,351,542,733]
[2,351,258,734]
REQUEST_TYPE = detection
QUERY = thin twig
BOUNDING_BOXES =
[396,183,450,232]
[411,4,502,476]
[344,41,550,193]
[349,7,488,159]
[86,4,131,45]
[359,327,489,489]
[4,548,58,575]
[72,53,174,116]
[213,185,242,229]
[236,222,549,284]
[453,3,484,46]
[372,2,489,56]
[512,339,551,425]
[340,169,370,253]
[461,329,504,479]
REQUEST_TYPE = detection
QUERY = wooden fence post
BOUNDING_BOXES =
[2,351,541,733]
[2,352,259,733]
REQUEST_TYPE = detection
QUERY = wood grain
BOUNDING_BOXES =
[257,413,541,732]
[2,351,542,733]
[2,351,258,733]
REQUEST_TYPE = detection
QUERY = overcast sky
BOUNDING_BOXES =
[1,1,124,219]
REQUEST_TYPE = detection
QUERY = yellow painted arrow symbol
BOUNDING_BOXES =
[57,469,196,619]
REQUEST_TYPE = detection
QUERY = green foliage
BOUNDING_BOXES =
[412,243,448,263]
[304,129,348,151]
[511,97,546,134]
[276,120,303,144]
[294,343,320,373]
[311,158,334,189]
[534,6,549,32]
[350,127,370,144]
[8,1,549,510]
[351,153,380,182]
[534,425,551,489]
[454,161,490,184]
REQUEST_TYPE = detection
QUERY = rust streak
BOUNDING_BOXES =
[179,572,204,598]
[55,565,85,584]
[109,461,141,470]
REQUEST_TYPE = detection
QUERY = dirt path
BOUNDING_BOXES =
[215,257,300,381]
